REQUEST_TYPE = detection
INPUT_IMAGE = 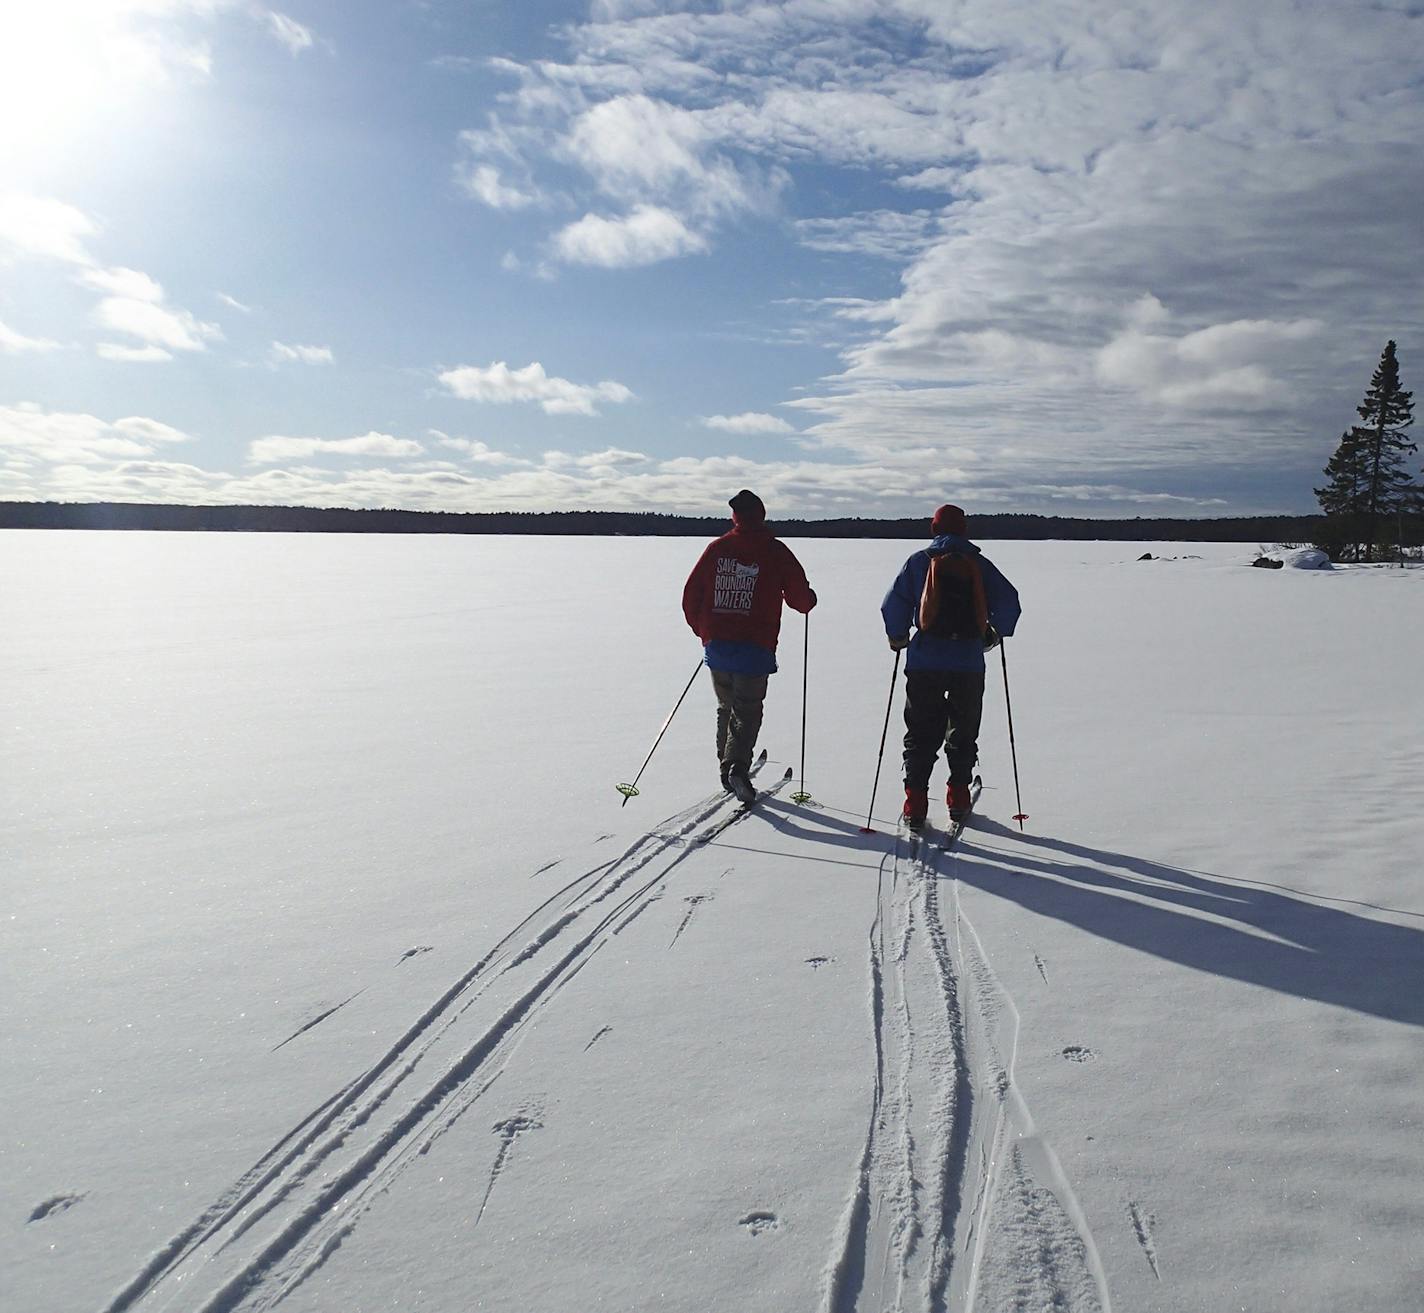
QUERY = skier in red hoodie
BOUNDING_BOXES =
[682,490,817,802]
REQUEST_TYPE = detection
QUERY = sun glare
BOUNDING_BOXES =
[0,4,202,162]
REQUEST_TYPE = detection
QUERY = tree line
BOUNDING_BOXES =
[0,500,1328,541]
[1316,340,1419,561]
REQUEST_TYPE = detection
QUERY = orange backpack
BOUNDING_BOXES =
[918,549,988,641]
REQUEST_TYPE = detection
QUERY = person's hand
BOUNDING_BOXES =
[982,624,1000,651]
[888,634,910,651]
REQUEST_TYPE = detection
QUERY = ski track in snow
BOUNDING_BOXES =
[269,992,364,1053]
[102,760,786,1313]
[821,804,1111,1313]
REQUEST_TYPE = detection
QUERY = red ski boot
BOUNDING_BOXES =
[902,787,929,830]
[947,779,974,824]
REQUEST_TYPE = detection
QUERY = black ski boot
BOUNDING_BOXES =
[727,764,757,805]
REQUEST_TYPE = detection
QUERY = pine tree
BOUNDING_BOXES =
[1356,341,1416,557]
[1317,341,1416,560]
[1314,428,1368,560]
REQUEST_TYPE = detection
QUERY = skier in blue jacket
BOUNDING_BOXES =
[881,504,1021,829]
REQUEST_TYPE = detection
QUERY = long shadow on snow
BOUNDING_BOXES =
[950,816,1424,1028]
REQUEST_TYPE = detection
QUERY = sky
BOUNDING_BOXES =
[0,0,1421,521]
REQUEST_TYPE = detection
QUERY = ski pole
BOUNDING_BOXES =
[791,612,812,803]
[859,648,901,833]
[1000,640,1029,829]
[617,660,703,805]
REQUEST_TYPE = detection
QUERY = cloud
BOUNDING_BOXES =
[445,0,1423,511]
[438,361,635,415]
[0,194,97,265]
[553,205,707,267]
[97,343,174,363]
[68,261,223,356]
[702,413,796,435]
[1095,299,1324,411]
[0,401,192,465]
[545,447,650,469]
[270,341,335,365]
[793,210,939,261]
[459,164,540,210]
[0,318,60,353]
[78,266,163,299]
[217,291,252,312]
[266,12,314,55]
[93,292,222,355]
[431,433,532,466]
[0,397,1245,518]
[248,431,426,464]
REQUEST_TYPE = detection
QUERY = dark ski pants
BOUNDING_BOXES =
[902,669,985,790]
[710,670,767,774]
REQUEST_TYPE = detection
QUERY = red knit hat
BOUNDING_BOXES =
[930,503,966,536]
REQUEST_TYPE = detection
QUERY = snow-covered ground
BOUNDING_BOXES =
[5,531,1422,1313]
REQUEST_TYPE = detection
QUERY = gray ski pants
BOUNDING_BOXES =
[710,670,768,774]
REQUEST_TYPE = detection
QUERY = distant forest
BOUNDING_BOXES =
[0,501,1334,542]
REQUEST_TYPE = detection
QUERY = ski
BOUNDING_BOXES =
[695,766,793,844]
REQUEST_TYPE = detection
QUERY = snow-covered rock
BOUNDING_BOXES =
[1254,546,1332,569]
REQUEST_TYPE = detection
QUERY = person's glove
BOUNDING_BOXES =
[888,634,910,651]
[982,624,1001,651]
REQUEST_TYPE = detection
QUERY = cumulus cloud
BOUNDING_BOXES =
[93,293,222,355]
[0,194,97,265]
[78,266,163,299]
[553,205,707,267]
[438,361,635,415]
[459,164,540,210]
[446,0,1423,509]
[431,432,532,466]
[0,402,192,465]
[1095,298,1324,411]
[270,341,335,365]
[702,413,796,435]
[545,447,649,469]
[248,432,426,464]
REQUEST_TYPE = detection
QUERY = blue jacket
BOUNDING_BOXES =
[881,534,1021,673]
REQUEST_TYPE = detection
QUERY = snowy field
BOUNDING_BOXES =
[5,530,1423,1313]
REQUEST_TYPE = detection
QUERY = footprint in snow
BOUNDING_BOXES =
[29,1193,86,1223]
[739,1210,780,1236]
[805,956,835,970]
[1128,1200,1161,1278]
[398,945,434,964]
[1061,1045,1097,1063]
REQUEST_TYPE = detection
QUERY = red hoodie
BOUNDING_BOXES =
[682,524,816,654]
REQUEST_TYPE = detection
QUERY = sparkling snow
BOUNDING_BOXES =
[5,531,1422,1312]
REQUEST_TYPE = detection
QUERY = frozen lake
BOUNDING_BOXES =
[5,530,1423,1312]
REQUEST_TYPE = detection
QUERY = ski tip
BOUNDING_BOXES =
[781,766,793,779]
